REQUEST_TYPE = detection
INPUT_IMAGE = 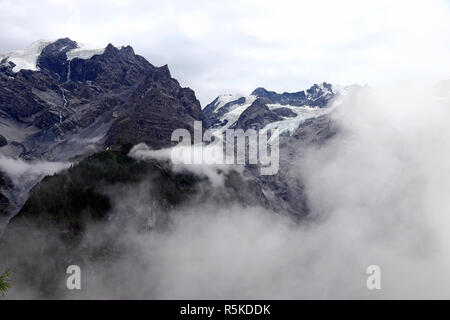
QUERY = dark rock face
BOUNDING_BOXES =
[0,134,7,147]
[0,38,204,161]
[251,82,334,107]
[0,171,14,224]
[69,44,152,86]
[292,113,337,143]
[103,61,205,149]
[37,38,78,81]
[203,96,246,127]
[0,69,59,127]
[0,192,10,216]
[230,98,284,130]
[272,107,297,118]
[105,87,204,150]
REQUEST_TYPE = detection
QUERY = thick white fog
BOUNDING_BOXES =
[0,156,70,187]
[9,83,443,299]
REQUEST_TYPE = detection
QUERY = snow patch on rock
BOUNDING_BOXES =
[0,40,51,72]
[262,104,335,143]
[66,43,105,61]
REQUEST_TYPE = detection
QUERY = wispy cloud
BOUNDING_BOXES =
[0,155,70,186]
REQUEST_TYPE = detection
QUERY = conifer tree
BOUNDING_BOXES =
[0,269,11,298]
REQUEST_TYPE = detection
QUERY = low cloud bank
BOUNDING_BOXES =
[129,142,244,188]
[0,155,70,187]
[74,84,450,299]
[4,83,450,299]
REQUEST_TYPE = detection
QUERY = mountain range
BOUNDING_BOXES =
[0,37,365,224]
[0,38,359,297]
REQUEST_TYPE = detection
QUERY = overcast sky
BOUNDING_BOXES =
[1,0,450,105]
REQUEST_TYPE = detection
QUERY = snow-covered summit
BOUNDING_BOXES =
[0,40,51,72]
[209,93,243,111]
[203,83,359,141]
[65,43,105,61]
[0,39,108,73]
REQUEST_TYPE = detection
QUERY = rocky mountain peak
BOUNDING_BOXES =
[251,87,274,97]
[120,45,135,56]
[0,38,204,161]
[155,64,171,79]
[203,82,349,134]
[37,38,78,81]
[230,97,283,131]
[103,43,120,57]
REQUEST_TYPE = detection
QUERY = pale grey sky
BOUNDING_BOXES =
[1,0,450,105]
